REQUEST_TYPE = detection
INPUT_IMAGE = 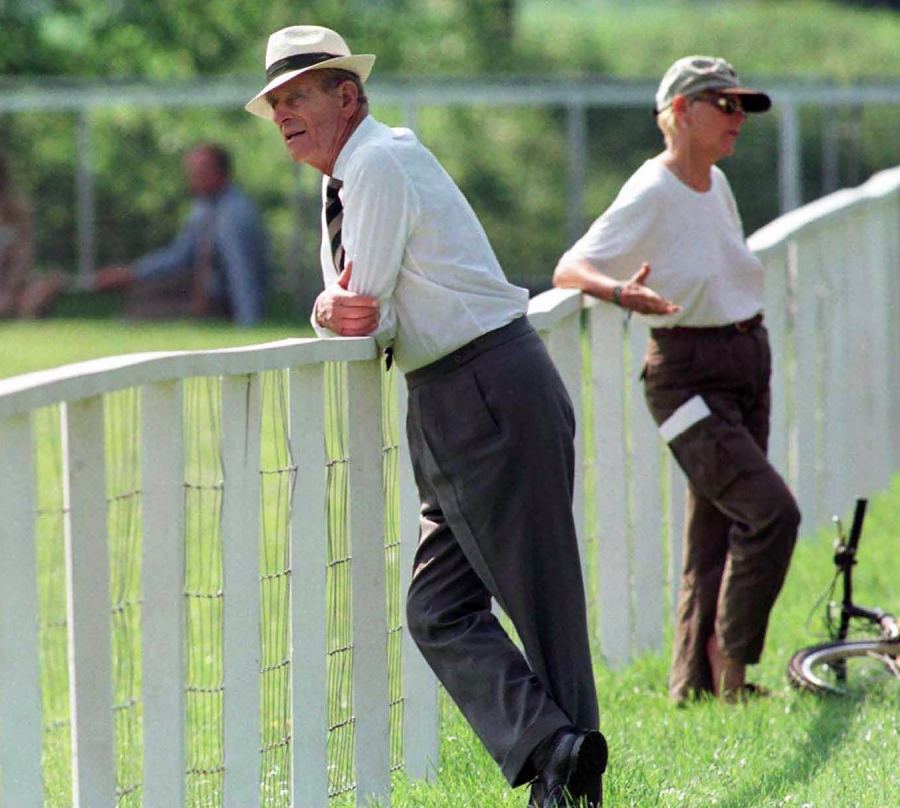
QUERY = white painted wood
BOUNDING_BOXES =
[527,288,582,332]
[819,226,848,519]
[863,203,891,494]
[843,213,869,501]
[346,360,391,806]
[288,365,330,807]
[140,381,186,807]
[0,337,378,421]
[546,310,588,584]
[395,372,439,782]
[793,237,820,527]
[666,455,687,624]
[588,305,632,667]
[886,195,900,473]
[0,413,44,805]
[220,374,262,808]
[627,321,664,653]
[762,247,790,481]
[62,396,116,806]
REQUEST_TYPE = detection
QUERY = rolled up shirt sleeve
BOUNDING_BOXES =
[338,145,420,349]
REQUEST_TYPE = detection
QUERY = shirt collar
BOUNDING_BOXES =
[331,114,379,182]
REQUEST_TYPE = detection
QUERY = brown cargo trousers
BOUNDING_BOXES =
[642,319,800,702]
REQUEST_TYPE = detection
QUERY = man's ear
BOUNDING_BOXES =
[339,80,360,114]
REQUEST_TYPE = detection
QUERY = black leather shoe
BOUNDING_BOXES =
[528,729,607,807]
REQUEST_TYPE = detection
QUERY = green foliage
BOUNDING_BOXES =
[2,0,899,297]
[518,0,900,81]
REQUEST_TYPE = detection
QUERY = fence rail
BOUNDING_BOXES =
[2,76,899,285]
[1,166,898,806]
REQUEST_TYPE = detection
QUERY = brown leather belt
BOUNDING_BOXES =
[652,312,764,339]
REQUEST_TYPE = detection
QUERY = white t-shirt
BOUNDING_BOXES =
[562,156,764,328]
[313,116,528,372]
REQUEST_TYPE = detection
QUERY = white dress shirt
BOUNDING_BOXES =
[312,115,528,372]
[562,157,764,328]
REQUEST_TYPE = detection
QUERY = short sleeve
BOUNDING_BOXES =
[563,166,663,281]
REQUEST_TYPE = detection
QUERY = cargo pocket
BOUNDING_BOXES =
[669,420,768,501]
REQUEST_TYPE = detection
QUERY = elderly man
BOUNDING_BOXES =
[94,144,269,326]
[246,26,607,806]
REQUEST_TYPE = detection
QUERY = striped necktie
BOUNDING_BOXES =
[325,177,345,271]
[325,176,393,369]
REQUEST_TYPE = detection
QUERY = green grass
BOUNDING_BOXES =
[383,478,900,807]
[0,301,312,380]
[3,317,897,806]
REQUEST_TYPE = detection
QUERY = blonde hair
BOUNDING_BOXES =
[655,104,679,142]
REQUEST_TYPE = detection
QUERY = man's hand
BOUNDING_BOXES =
[618,263,681,315]
[93,265,135,292]
[314,262,380,336]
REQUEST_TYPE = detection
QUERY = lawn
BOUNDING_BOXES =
[2,314,897,806]
[387,482,900,807]
[0,296,312,381]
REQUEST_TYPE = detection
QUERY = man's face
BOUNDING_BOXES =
[184,150,225,198]
[267,72,347,172]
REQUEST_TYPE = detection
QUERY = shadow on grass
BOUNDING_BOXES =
[716,694,860,808]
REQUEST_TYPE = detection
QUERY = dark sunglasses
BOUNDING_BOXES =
[692,94,745,115]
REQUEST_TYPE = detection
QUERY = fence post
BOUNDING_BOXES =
[546,309,588,581]
[76,109,96,288]
[566,102,588,246]
[346,360,391,806]
[888,193,900,474]
[862,201,892,494]
[0,413,44,805]
[141,381,186,807]
[778,99,802,214]
[793,237,820,524]
[396,372,440,782]
[762,247,791,481]
[221,374,263,807]
[627,320,664,653]
[842,213,870,501]
[62,396,117,806]
[588,304,632,667]
[289,364,330,807]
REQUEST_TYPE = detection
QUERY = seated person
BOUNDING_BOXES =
[94,144,270,326]
[0,156,65,318]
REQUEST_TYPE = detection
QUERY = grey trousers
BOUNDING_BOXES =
[404,317,599,787]
[643,322,800,702]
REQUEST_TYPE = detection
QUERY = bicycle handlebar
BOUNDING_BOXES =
[847,497,868,552]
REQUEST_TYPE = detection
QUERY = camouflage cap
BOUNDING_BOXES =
[654,55,771,114]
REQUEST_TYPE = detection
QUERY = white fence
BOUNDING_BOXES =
[1,166,898,806]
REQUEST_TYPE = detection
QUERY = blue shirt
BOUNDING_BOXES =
[134,184,270,326]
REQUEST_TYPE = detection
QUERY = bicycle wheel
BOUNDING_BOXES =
[788,638,900,695]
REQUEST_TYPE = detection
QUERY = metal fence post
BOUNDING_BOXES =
[566,101,588,246]
[778,99,802,214]
[76,109,96,288]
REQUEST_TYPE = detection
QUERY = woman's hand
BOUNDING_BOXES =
[617,263,681,315]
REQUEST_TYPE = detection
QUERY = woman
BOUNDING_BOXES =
[0,156,64,319]
[554,56,800,703]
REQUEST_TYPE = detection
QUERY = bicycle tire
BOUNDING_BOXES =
[788,638,900,695]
